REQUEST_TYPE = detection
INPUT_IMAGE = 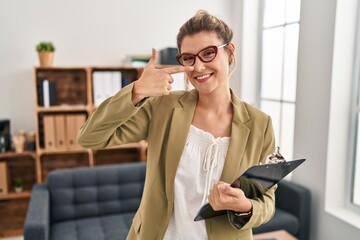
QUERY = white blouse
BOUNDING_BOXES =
[163,125,230,240]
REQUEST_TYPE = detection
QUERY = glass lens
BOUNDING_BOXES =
[179,54,195,66]
[198,47,217,62]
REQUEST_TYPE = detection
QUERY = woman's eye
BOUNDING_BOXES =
[182,55,194,62]
[202,50,216,58]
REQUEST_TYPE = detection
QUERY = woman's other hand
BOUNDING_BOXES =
[208,181,252,213]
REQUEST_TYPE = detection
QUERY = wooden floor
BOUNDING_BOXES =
[254,230,298,240]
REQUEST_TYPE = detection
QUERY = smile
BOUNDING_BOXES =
[195,73,212,82]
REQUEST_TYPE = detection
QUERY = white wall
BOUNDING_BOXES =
[0,0,237,135]
[293,0,360,239]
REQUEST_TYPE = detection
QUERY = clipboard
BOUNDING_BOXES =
[194,158,306,221]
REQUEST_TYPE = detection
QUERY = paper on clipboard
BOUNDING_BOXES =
[194,158,306,221]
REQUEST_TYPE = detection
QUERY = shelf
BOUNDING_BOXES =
[91,65,143,70]
[0,151,36,159]
[36,105,90,112]
[0,191,31,200]
[37,147,90,156]
[36,66,88,70]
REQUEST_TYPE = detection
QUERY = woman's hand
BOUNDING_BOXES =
[132,48,194,105]
[208,181,252,213]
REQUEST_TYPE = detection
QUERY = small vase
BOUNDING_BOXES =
[38,52,54,67]
[14,186,23,193]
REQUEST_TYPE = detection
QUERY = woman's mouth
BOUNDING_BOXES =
[195,73,212,83]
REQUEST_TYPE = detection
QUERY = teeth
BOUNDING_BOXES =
[196,74,210,80]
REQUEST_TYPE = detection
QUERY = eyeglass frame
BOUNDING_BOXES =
[176,43,229,66]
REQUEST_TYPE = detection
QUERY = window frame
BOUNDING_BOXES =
[324,0,360,229]
[350,1,360,210]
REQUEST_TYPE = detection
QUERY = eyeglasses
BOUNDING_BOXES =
[176,43,228,66]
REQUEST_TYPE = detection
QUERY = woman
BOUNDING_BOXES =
[77,10,276,240]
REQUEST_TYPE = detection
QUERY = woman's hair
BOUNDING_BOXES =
[176,10,233,51]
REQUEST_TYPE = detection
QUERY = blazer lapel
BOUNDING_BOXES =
[165,91,197,201]
[220,93,251,183]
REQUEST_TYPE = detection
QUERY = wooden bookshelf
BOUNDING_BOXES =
[33,66,147,182]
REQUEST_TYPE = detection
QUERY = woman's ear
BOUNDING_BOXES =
[229,42,235,53]
[228,42,235,64]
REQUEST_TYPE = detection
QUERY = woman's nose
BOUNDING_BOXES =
[193,57,206,72]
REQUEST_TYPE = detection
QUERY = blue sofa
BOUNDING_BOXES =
[24,162,310,240]
[24,162,146,240]
[253,179,311,240]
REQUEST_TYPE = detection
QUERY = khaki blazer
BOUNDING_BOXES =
[77,83,276,240]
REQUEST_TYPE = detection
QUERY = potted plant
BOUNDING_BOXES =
[13,177,23,193]
[36,41,55,67]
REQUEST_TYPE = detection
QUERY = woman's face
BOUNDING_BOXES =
[180,31,231,95]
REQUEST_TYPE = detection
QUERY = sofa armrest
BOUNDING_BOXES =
[24,184,50,240]
[276,180,311,240]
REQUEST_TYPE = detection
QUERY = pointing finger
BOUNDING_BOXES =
[162,65,194,75]
[147,48,158,68]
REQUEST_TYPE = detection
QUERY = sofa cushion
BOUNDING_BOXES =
[48,163,146,223]
[252,208,299,236]
[51,213,134,240]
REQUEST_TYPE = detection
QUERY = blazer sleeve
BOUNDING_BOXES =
[228,116,276,230]
[77,83,160,149]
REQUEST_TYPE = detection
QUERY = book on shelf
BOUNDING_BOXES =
[37,79,43,106]
[93,71,122,106]
[112,71,122,93]
[92,71,103,106]
[65,114,86,149]
[43,115,56,150]
[54,115,66,149]
[42,79,57,107]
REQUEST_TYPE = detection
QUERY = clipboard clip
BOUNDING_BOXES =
[265,146,286,164]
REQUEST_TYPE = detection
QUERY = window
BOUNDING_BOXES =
[260,0,301,159]
[351,10,360,207]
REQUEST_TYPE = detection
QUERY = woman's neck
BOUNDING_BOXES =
[197,89,232,113]
[192,89,233,138]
